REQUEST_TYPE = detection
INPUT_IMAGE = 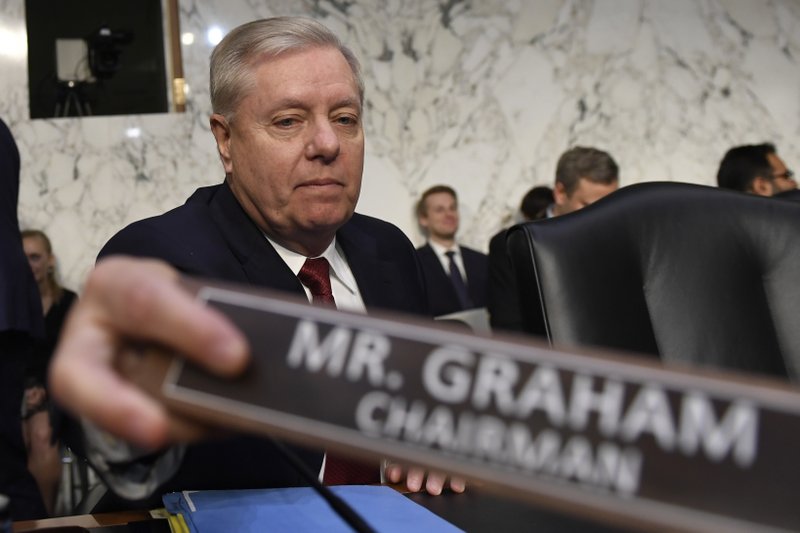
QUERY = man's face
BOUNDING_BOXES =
[553,178,618,216]
[419,191,459,242]
[210,45,364,255]
[767,153,797,194]
[23,236,52,285]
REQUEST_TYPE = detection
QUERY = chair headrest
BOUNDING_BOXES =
[507,182,800,380]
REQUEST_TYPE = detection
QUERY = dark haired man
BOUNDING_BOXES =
[717,143,796,196]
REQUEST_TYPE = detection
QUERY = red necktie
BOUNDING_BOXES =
[297,257,380,485]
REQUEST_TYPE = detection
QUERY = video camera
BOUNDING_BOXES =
[88,25,134,79]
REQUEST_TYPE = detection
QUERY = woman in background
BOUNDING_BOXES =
[21,229,77,516]
[22,230,77,382]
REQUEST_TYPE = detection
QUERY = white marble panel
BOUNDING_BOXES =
[0,0,797,293]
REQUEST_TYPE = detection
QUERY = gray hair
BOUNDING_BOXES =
[209,17,364,120]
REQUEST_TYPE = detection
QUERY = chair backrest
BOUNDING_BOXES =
[507,182,800,381]
[774,189,800,203]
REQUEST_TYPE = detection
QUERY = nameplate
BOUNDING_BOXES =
[126,277,800,533]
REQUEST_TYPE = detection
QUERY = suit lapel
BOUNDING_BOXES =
[206,189,405,308]
[337,218,388,309]
[208,182,304,294]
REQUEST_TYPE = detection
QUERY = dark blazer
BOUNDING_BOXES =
[487,228,546,336]
[1,118,46,519]
[97,180,429,500]
[0,119,42,336]
[415,243,487,317]
[487,228,521,332]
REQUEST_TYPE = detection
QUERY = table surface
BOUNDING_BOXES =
[13,485,626,532]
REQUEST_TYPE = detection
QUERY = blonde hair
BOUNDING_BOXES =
[21,229,64,303]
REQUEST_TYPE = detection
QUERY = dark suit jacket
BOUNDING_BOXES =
[487,229,521,332]
[415,243,487,317]
[1,118,46,519]
[487,227,546,336]
[97,180,429,500]
[0,118,42,336]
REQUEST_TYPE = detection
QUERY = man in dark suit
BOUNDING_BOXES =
[0,118,47,519]
[415,185,488,317]
[716,143,796,196]
[486,186,553,334]
[488,147,618,334]
[49,17,464,504]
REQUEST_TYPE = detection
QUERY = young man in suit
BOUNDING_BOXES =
[49,17,464,506]
[415,185,488,317]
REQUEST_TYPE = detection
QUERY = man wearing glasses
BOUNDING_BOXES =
[717,143,797,196]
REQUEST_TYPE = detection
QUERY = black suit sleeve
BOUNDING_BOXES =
[487,229,525,332]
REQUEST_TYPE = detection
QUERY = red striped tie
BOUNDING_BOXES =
[297,257,380,485]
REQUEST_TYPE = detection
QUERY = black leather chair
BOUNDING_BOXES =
[774,188,800,202]
[506,182,800,380]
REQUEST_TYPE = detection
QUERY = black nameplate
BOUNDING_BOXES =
[148,278,800,533]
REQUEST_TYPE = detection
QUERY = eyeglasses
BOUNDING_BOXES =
[774,169,795,180]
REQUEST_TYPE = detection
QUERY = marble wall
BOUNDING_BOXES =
[1,0,799,292]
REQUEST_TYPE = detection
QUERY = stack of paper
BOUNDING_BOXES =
[163,485,464,532]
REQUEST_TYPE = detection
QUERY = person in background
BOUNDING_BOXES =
[49,17,464,509]
[486,186,553,333]
[20,229,77,515]
[415,185,488,317]
[22,230,77,382]
[0,117,47,520]
[518,186,554,222]
[716,143,796,196]
[548,146,619,217]
[487,147,619,334]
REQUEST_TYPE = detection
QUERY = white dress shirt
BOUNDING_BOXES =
[266,235,366,313]
[267,235,377,482]
[428,240,468,282]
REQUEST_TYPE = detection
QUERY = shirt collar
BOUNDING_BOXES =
[429,239,458,259]
[264,235,360,296]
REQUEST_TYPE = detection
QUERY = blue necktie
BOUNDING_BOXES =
[445,250,473,310]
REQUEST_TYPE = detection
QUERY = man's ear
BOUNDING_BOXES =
[748,176,774,196]
[209,114,234,174]
[553,181,568,206]
[418,212,429,231]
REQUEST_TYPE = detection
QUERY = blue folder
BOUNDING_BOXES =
[163,485,464,532]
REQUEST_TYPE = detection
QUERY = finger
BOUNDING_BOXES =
[50,318,170,449]
[49,257,250,448]
[89,257,249,376]
[384,462,404,484]
[405,466,426,492]
[448,475,467,493]
[424,470,446,496]
[166,414,214,442]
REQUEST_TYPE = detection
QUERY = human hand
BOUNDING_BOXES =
[48,257,249,450]
[384,461,466,495]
